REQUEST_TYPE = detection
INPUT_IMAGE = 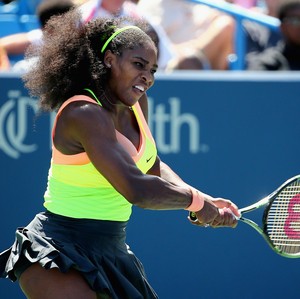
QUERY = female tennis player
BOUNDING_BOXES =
[0,9,239,299]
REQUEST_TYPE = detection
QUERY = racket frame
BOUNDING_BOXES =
[239,175,300,258]
[189,175,300,258]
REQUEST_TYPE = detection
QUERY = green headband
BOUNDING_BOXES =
[101,25,142,53]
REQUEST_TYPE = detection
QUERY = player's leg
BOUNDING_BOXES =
[19,263,100,299]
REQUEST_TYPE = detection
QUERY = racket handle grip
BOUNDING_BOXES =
[189,210,239,222]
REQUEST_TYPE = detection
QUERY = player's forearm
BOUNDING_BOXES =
[159,160,192,189]
[129,174,193,210]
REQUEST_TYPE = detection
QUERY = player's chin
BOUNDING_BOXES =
[132,88,145,100]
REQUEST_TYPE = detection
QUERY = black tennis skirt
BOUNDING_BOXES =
[0,211,158,299]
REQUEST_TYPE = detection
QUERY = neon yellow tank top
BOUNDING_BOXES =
[44,94,157,221]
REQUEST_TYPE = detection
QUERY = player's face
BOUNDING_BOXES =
[106,41,158,108]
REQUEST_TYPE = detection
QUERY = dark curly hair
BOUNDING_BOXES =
[23,8,157,111]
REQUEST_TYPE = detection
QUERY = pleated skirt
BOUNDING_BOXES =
[0,211,158,299]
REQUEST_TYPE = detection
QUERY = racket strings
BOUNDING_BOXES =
[266,181,300,255]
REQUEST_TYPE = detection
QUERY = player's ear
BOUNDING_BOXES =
[103,50,115,69]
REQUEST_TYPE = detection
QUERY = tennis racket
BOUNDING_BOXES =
[190,174,300,258]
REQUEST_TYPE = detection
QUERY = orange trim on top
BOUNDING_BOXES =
[52,96,97,165]
[52,96,152,165]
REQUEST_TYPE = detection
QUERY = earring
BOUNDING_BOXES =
[106,63,111,68]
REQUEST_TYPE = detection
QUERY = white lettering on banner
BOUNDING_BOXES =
[148,97,209,154]
[0,90,38,159]
[0,91,209,158]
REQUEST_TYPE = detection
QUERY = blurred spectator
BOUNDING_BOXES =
[137,0,236,70]
[247,0,300,70]
[0,30,40,58]
[79,0,174,70]
[0,0,75,60]
[1,0,174,71]
[0,45,10,70]
[11,0,75,72]
[243,0,283,58]
[37,0,75,26]
[1,0,237,71]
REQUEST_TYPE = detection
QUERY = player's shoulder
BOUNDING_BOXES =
[59,95,109,125]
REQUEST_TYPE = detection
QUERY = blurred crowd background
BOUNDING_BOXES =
[0,0,300,72]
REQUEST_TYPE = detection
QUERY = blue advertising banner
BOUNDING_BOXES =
[0,72,300,298]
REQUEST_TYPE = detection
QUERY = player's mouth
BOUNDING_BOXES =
[133,85,146,93]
